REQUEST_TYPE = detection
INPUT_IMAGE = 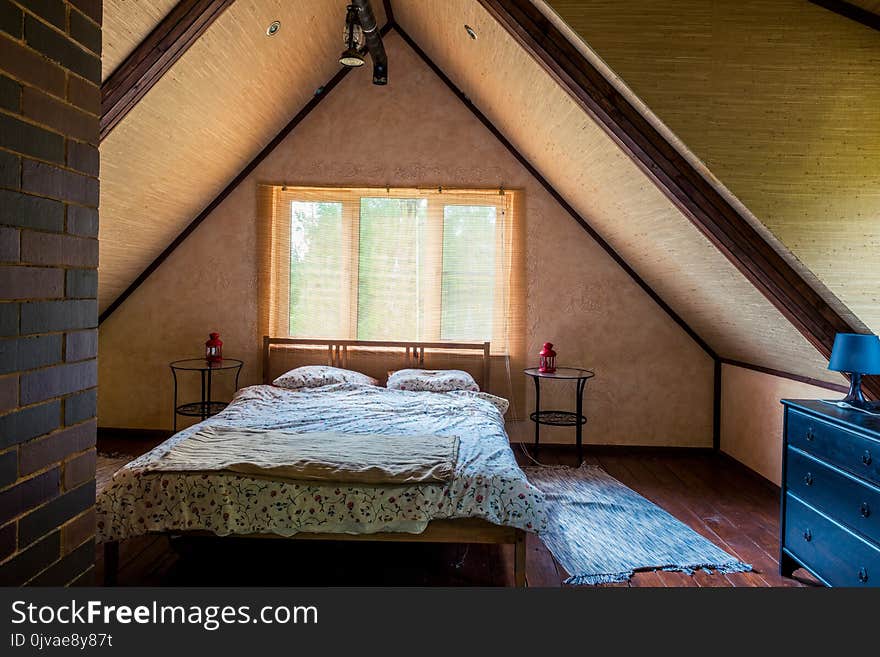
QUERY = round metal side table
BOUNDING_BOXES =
[524,367,595,463]
[170,358,243,431]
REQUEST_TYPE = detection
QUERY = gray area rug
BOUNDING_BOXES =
[525,465,752,585]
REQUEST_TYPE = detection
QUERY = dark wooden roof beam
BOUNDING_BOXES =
[100,0,235,140]
[476,0,877,399]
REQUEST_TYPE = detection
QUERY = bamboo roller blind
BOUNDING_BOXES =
[258,185,527,414]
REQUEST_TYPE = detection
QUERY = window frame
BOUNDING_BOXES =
[266,186,518,348]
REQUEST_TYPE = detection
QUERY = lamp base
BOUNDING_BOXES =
[840,372,872,410]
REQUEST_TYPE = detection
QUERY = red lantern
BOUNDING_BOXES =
[205,332,223,364]
[538,342,556,373]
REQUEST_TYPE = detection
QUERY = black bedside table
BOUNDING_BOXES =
[524,367,595,463]
[170,358,243,431]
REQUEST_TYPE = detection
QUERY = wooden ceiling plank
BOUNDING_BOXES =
[476,0,878,399]
[810,0,880,30]
[100,0,236,140]
[99,22,395,324]
[393,23,717,360]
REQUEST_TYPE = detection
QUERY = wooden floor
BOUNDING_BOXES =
[95,438,819,587]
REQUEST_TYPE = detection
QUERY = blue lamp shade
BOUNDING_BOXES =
[828,333,880,374]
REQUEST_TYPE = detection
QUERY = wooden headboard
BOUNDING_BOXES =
[262,337,491,391]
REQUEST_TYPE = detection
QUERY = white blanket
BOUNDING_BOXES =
[96,383,548,541]
[144,426,460,484]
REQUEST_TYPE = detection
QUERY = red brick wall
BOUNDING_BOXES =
[0,0,100,586]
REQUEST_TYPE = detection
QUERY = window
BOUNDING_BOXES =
[259,186,523,356]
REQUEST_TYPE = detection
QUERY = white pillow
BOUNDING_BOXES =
[273,365,378,390]
[386,369,479,393]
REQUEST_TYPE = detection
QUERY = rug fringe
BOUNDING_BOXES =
[564,561,753,586]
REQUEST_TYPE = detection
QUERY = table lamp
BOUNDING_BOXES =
[827,333,880,410]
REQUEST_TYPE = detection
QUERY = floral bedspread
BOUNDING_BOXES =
[96,384,548,542]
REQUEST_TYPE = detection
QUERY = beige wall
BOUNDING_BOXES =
[98,33,714,446]
[548,0,880,335]
[720,364,833,485]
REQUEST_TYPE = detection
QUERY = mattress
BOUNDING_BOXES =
[96,383,548,542]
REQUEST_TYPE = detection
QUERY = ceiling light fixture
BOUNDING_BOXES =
[339,5,366,67]
[266,20,281,36]
[464,24,477,39]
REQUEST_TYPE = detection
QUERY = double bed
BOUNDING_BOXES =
[97,338,548,586]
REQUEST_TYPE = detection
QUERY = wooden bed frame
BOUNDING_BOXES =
[104,338,527,587]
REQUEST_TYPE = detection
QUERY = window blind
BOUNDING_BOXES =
[258,185,525,414]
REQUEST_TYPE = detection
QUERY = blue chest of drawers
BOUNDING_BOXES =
[780,400,880,586]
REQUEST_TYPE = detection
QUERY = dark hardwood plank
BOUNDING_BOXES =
[596,453,747,586]
[95,440,811,587]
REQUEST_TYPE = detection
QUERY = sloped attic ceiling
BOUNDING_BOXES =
[99,0,856,388]
[392,0,848,385]
[102,0,179,80]
[98,0,387,312]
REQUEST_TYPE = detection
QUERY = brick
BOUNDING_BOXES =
[0,302,18,336]
[20,359,97,404]
[0,73,20,112]
[20,299,96,334]
[66,140,98,176]
[0,149,20,189]
[0,226,19,262]
[0,34,66,98]
[22,159,98,205]
[0,333,62,374]
[65,268,97,298]
[28,0,66,30]
[0,447,15,488]
[0,113,65,164]
[21,231,97,266]
[0,521,13,561]
[19,419,95,474]
[0,528,59,585]
[0,468,59,525]
[66,74,99,115]
[18,480,93,547]
[69,0,101,25]
[64,329,97,361]
[0,399,60,449]
[0,374,16,412]
[0,266,64,300]
[0,0,22,39]
[66,205,97,236]
[28,535,92,585]
[0,189,65,231]
[25,16,100,84]
[22,87,97,144]
[61,508,93,552]
[62,447,94,488]
[69,8,100,55]
[64,388,95,425]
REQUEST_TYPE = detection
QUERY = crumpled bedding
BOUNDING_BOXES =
[143,426,461,484]
[96,383,548,542]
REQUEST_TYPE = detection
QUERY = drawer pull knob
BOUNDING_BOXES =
[858,567,869,584]
[861,502,871,518]
[805,429,814,442]
[803,473,813,486]
[803,529,812,542]
[862,451,873,466]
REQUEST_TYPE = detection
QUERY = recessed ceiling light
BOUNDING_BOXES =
[267,20,281,36]
[464,24,477,40]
